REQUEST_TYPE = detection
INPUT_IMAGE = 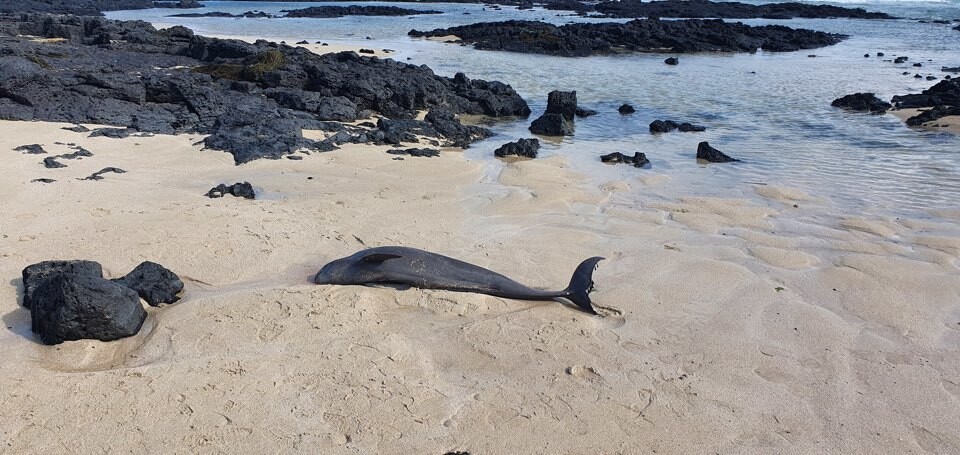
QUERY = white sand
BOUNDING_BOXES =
[1,120,959,453]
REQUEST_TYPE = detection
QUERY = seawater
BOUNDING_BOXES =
[107,1,960,217]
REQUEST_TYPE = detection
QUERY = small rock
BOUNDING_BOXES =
[31,178,56,184]
[575,107,598,117]
[618,104,636,115]
[494,138,540,158]
[206,182,255,199]
[62,125,90,133]
[600,152,649,168]
[529,113,573,136]
[82,167,126,181]
[913,62,923,67]
[664,57,679,65]
[286,155,303,160]
[112,261,184,306]
[42,157,66,169]
[545,90,578,121]
[15,144,46,154]
[895,56,909,64]
[386,148,441,157]
[696,141,739,163]
[831,93,892,114]
[296,40,309,45]
[649,119,705,133]
[359,49,376,54]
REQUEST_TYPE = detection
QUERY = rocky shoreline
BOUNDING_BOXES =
[409,19,846,57]
[591,0,894,20]
[0,14,530,163]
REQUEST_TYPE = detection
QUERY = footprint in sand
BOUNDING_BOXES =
[566,365,603,383]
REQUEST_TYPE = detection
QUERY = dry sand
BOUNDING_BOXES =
[1,120,960,454]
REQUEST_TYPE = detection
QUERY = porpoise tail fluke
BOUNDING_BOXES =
[563,257,605,314]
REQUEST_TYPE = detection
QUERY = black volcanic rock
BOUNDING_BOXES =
[529,113,573,136]
[386,147,441,157]
[664,57,678,65]
[0,14,530,164]
[649,119,705,133]
[545,90,578,120]
[82,167,126,180]
[601,152,649,167]
[206,182,255,199]
[696,141,739,163]
[169,11,274,18]
[285,6,442,18]
[831,93,892,114]
[112,261,183,306]
[42,157,66,168]
[593,0,893,20]
[15,144,46,154]
[21,260,104,310]
[575,107,598,117]
[494,138,540,158]
[31,273,146,345]
[618,104,636,114]
[409,19,846,57]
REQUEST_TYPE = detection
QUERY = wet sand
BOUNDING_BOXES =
[891,108,960,134]
[1,120,960,453]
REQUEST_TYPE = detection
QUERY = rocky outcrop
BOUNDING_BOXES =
[696,141,739,163]
[112,261,184,306]
[409,19,845,57]
[593,0,893,20]
[831,93,891,114]
[494,138,540,158]
[284,6,442,18]
[529,90,577,136]
[649,119,705,133]
[0,14,530,164]
[892,79,960,126]
[0,0,200,16]
[206,182,255,199]
[600,152,649,167]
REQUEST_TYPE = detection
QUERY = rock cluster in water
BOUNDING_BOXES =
[284,6,443,18]
[601,152,649,168]
[22,260,183,345]
[0,14,530,164]
[649,119,706,133]
[409,19,846,57]
[591,0,893,20]
[831,93,892,114]
[892,79,960,126]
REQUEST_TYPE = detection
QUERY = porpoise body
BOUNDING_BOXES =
[313,246,604,314]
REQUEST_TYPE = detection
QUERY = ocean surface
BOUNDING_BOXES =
[107,0,960,218]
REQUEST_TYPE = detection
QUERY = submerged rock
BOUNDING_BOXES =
[575,107,598,117]
[649,119,705,133]
[112,261,183,306]
[206,182,256,199]
[664,57,679,65]
[31,273,146,345]
[601,152,649,168]
[618,104,636,115]
[831,93,892,114]
[696,141,739,163]
[494,138,540,158]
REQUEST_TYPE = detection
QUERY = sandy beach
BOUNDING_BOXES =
[891,108,960,134]
[2,119,959,453]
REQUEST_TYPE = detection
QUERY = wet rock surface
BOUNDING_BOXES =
[892,79,960,125]
[494,138,540,158]
[696,141,739,163]
[831,93,892,114]
[410,19,846,57]
[601,151,649,168]
[649,119,705,133]
[0,14,530,164]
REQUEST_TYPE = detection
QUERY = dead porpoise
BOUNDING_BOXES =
[313,246,604,314]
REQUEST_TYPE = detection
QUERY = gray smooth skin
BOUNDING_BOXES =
[314,246,604,314]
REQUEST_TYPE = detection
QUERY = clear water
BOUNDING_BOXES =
[107,1,960,217]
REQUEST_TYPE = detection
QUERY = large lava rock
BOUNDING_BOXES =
[112,261,184,306]
[545,90,578,120]
[31,273,146,345]
[831,93,892,114]
[21,260,103,310]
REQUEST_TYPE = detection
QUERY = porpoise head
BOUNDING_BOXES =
[313,251,403,285]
